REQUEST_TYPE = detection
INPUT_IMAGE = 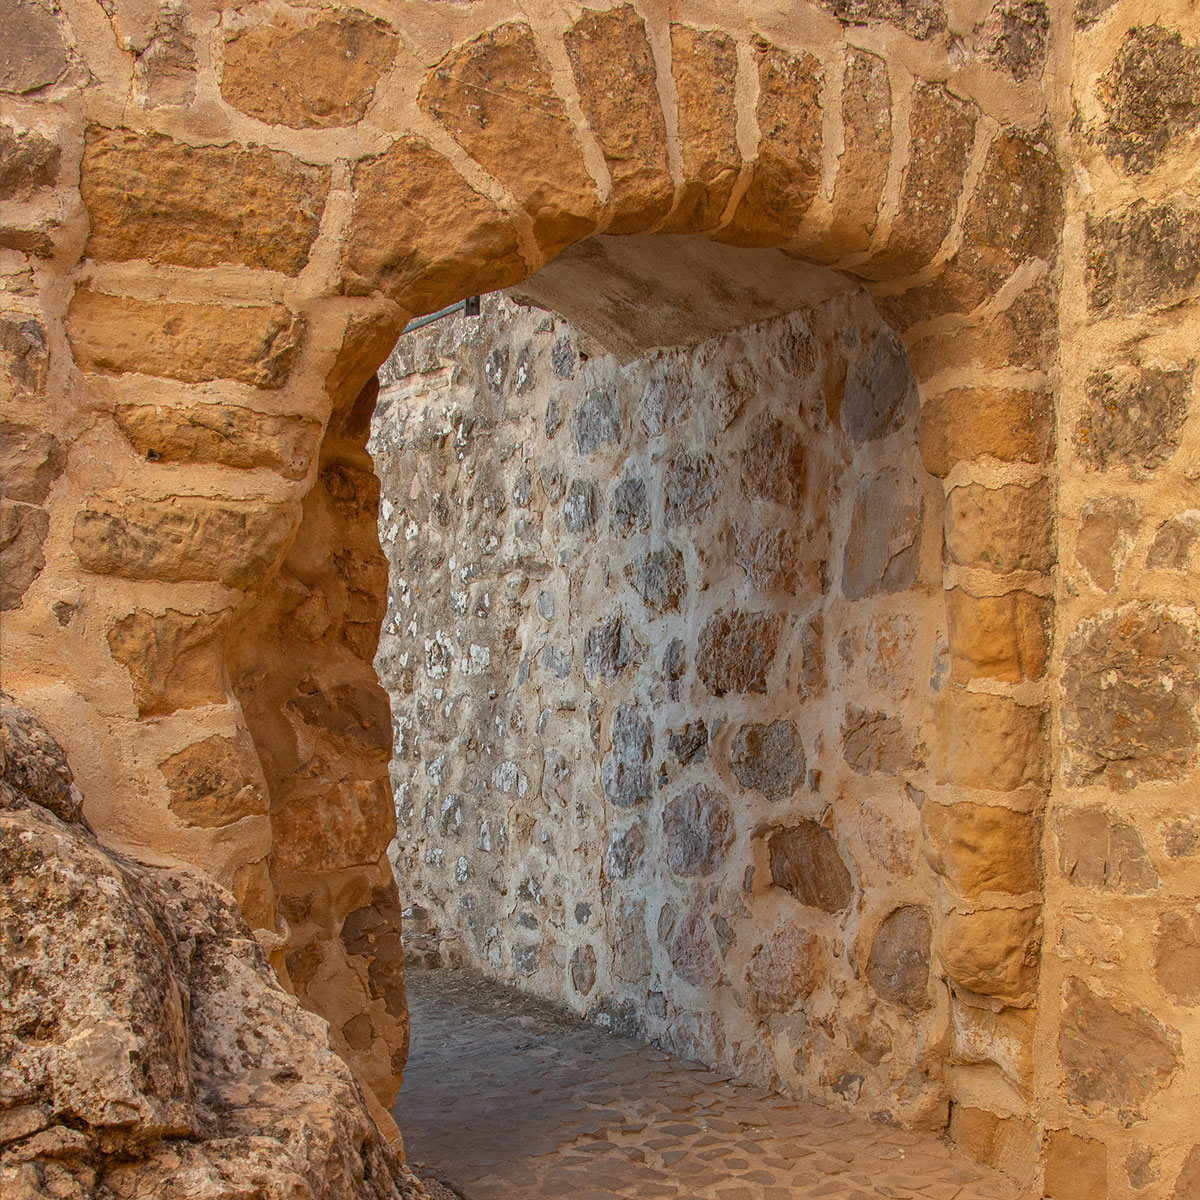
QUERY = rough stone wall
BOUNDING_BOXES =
[373,288,954,1125]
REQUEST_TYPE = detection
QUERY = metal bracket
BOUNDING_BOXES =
[401,296,482,336]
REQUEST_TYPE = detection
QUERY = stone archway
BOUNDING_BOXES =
[6,0,1064,1160]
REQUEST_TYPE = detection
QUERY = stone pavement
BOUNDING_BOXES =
[395,971,1034,1200]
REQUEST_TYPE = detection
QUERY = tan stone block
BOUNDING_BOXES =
[160,734,267,827]
[221,11,397,130]
[68,288,303,388]
[0,0,69,94]
[827,50,891,255]
[720,45,821,246]
[879,83,976,273]
[419,22,599,256]
[564,5,672,233]
[343,136,526,312]
[944,480,1055,573]
[669,25,741,231]
[113,403,319,480]
[923,801,1042,897]
[73,496,295,587]
[935,690,1047,792]
[945,588,1049,683]
[81,128,329,275]
[918,387,1054,477]
[106,607,228,717]
[272,775,394,873]
[936,905,1040,1003]
[1044,1128,1108,1200]
[949,996,1035,1091]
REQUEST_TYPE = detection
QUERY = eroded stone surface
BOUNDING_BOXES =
[729,720,805,801]
[662,784,734,876]
[767,821,854,913]
[868,906,932,1012]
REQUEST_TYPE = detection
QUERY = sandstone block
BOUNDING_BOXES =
[827,51,891,254]
[948,1106,1038,1186]
[0,499,48,610]
[669,903,721,987]
[767,821,854,913]
[696,609,782,695]
[73,496,294,587]
[1156,909,1200,1006]
[68,288,303,388]
[344,136,526,311]
[746,923,825,1014]
[935,691,1047,791]
[286,684,392,760]
[1088,199,1200,315]
[1099,24,1200,175]
[944,480,1055,572]
[625,545,685,612]
[113,403,319,480]
[670,26,741,230]
[1061,604,1199,790]
[742,415,805,509]
[82,128,328,275]
[1073,363,1191,476]
[868,905,932,1011]
[936,906,1040,1003]
[842,467,923,598]
[946,588,1049,682]
[160,735,266,827]
[1059,977,1181,1114]
[107,607,228,717]
[730,720,804,801]
[1056,805,1159,892]
[564,5,671,233]
[0,118,60,200]
[950,996,1035,1091]
[421,22,598,253]
[222,11,397,130]
[918,387,1053,476]
[339,884,406,1020]
[662,784,733,877]
[923,801,1042,897]
[0,0,69,93]
[1044,1129,1108,1200]
[722,47,821,245]
[273,775,393,873]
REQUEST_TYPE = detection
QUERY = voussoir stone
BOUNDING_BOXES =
[564,4,672,233]
[918,387,1054,476]
[68,288,303,388]
[944,479,1055,573]
[935,690,1047,792]
[828,50,891,254]
[73,496,295,588]
[221,11,397,130]
[923,801,1043,898]
[420,22,598,254]
[82,128,329,275]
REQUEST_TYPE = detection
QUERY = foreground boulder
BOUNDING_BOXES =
[0,695,428,1200]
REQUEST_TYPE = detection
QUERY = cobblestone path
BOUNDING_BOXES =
[395,971,1033,1200]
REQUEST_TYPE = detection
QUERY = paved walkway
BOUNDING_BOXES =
[395,971,1032,1200]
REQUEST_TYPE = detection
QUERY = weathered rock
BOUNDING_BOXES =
[68,288,303,388]
[975,0,1049,80]
[344,136,526,310]
[746,924,825,1014]
[0,500,48,610]
[584,612,643,682]
[662,784,734,877]
[113,403,319,479]
[742,416,806,509]
[1087,199,1200,315]
[841,706,919,775]
[612,898,653,983]
[0,422,63,505]
[946,589,1049,682]
[0,314,47,411]
[918,388,1053,477]
[639,363,692,435]
[1074,496,1139,591]
[1043,1129,1108,1200]
[82,128,329,275]
[670,721,708,766]
[828,51,891,253]
[935,691,1047,792]
[729,720,805,801]
[950,998,1035,1092]
[733,526,811,593]
[605,824,645,879]
[563,478,599,533]
[669,903,721,987]
[0,0,69,94]
[107,608,228,717]
[842,468,924,599]
[1073,364,1191,476]
[131,0,197,109]
[670,26,741,230]
[1059,977,1181,1115]
[564,5,671,233]
[842,331,915,443]
[601,702,652,808]
[1056,805,1159,892]
[1147,512,1200,571]
[1155,909,1200,1006]
[422,21,597,253]
[936,906,1040,1003]
[923,802,1042,897]
[223,11,397,130]
[1061,604,1200,790]
[0,119,59,200]
[816,0,946,39]
[73,496,294,587]
[626,545,686,612]
[0,699,423,1200]
[612,475,649,535]
[767,821,854,913]
[696,609,782,695]
[944,480,1055,573]
[665,454,719,526]
[867,906,931,1011]
[0,694,82,822]
[570,944,597,995]
[160,735,267,827]
[1099,24,1200,175]
[572,386,621,454]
